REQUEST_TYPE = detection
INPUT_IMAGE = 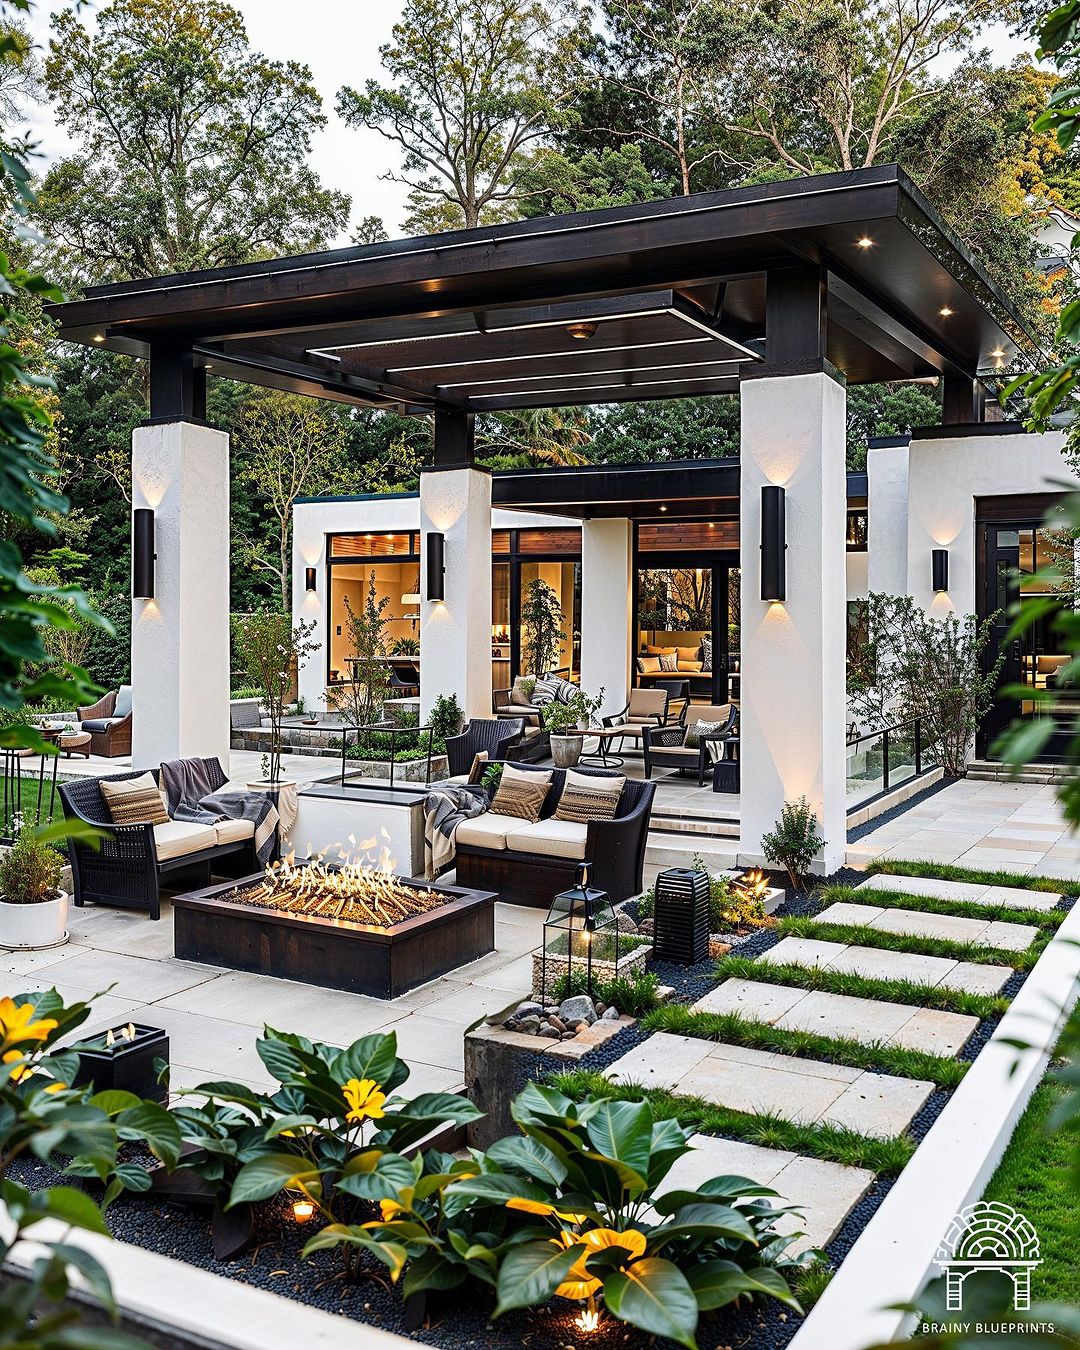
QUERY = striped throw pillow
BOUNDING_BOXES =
[100,772,169,826]
[531,677,562,707]
[554,781,622,823]
[490,775,549,822]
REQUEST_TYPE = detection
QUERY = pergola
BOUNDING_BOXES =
[48,164,1040,866]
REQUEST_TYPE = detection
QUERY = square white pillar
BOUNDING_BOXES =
[740,371,848,873]
[580,518,632,717]
[131,420,231,768]
[419,467,492,722]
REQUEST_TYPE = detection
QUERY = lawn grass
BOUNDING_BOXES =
[865,858,1077,897]
[641,1004,969,1088]
[981,1078,1079,1301]
[778,915,1044,972]
[715,955,1010,1019]
[549,1068,916,1175]
[818,883,1064,929]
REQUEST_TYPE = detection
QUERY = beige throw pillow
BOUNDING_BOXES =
[100,772,169,826]
[554,769,624,824]
[490,764,552,822]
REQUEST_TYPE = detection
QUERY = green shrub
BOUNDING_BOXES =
[551,966,662,1017]
[761,797,824,890]
[0,814,63,904]
[638,854,768,932]
[429,692,464,740]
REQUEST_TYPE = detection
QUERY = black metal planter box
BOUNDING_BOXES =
[172,874,497,999]
[73,1023,170,1103]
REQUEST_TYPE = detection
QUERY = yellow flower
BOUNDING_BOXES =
[554,1227,648,1301]
[506,1197,588,1222]
[379,1197,407,1221]
[3,1048,31,1083]
[342,1077,386,1123]
[0,997,57,1054]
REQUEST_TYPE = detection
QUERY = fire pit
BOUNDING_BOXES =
[173,852,496,998]
[73,1022,170,1103]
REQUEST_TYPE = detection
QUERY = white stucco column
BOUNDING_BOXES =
[740,371,848,873]
[131,419,230,768]
[866,441,910,597]
[580,518,632,717]
[419,467,492,722]
[291,522,327,714]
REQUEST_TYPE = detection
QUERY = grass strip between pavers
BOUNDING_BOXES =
[778,915,1045,971]
[549,1068,915,1176]
[715,955,1010,1019]
[818,883,1065,929]
[642,1005,969,1089]
[865,858,1078,896]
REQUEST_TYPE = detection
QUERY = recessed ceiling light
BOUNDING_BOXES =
[939,306,954,317]
[659,505,668,513]
[565,321,599,341]
[989,348,1004,358]
[93,334,105,343]
[856,236,874,249]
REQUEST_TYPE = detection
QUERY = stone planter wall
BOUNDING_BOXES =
[530,938,650,1000]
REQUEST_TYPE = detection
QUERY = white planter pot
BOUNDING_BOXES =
[550,733,584,769]
[0,891,69,950]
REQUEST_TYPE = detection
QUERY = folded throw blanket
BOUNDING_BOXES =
[159,756,280,868]
[423,785,487,879]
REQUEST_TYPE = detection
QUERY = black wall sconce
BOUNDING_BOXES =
[426,532,446,602]
[932,548,949,593]
[305,566,317,592]
[760,485,786,603]
[132,508,155,599]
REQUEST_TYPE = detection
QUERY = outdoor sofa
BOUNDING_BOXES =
[59,763,258,921]
[453,761,655,907]
[77,685,133,758]
[643,703,739,785]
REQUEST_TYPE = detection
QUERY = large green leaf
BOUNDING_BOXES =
[229,1152,316,1206]
[647,1116,691,1188]
[486,1135,568,1187]
[583,1099,652,1180]
[493,1239,585,1315]
[337,1032,401,1091]
[116,1102,182,1168]
[686,1259,802,1312]
[402,1248,469,1300]
[603,1256,700,1349]
[337,1149,417,1200]
[649,1201,757,1247]
[36,1186,109,1236]
[441,1171,550,1219]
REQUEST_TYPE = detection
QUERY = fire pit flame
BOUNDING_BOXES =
[229,847,448,927]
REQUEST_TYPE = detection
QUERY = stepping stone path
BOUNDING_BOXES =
[816,900,1039,952]
[605,1030,934,1137]
[693,978,979,1056]
[601,869,1049,1254]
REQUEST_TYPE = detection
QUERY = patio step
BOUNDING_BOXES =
[649,813,739,839]
[965,759,1067,784]
[644,832,739,874]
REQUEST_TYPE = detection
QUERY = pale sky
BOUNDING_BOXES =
[19,0,1032,249]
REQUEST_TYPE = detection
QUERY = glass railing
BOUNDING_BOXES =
[846,720,932,807]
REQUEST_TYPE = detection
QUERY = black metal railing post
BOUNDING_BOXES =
[915,720,922,775]
[882,727,890,793]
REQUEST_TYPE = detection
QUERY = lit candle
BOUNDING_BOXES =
[292,1200,315,1222]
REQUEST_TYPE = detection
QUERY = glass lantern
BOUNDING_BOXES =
[541,863,617,1000]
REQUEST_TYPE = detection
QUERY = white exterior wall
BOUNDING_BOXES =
[132,420,231,767]
[866,443,910,596]
[906,429,1072,617]
[291,494,578,714]
[740,372,849,873]
[580,519,633,718]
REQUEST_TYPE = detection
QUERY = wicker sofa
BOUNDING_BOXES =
[78,686,133,758]
[59,765,258,920]
[453,762,655,907]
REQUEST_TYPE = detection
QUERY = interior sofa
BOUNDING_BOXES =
[453,762,655,907]
[491,672,574,762]
[59,765,258,920]
[78,686,133,758]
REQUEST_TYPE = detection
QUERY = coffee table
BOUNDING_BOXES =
[579,726,625,767]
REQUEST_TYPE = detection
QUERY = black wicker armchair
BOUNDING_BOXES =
[642,704,738,786]
[59,768,258,920]
[444,717,527,779]
[454,762,656,906]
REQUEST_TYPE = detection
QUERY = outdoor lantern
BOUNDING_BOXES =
[73,1022,169,1104]
[932,548,949,593]
[540,863,617,1000]
[305,566,317,592]
[760,484,786,602]
[426,531,445,601]
[132,508,155,599]
[652,867,710,965]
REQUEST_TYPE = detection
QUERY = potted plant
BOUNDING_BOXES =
[232,611,320,784]
[519,577,566,676]
[0,814,68,949]
[544,688,603,768]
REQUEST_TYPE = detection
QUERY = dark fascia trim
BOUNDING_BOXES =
[419,462,493,477]
[295,490,419,505]
[910,421,1029,440]
[492,455,739,482]
[742,356,847,386]
[867,435,910,449]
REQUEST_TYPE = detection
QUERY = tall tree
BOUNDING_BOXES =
[38,0,349,281]
[337,0,587,232]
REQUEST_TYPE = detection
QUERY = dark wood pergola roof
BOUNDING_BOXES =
[47,165,1040,418]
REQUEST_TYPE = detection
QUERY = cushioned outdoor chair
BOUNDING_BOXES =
[59,764,258,920]
[454,762,655,907]
[444,717,527,780]
[78,685,133,758]
[492,684,552,762]
[602,687,683,754]
[643,703,738,786]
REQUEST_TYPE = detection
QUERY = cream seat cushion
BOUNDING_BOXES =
[504,818,589,860]
[651,746,699,763]
[153,820,218,861]
[455,812,520,851]
[213,817,256,846]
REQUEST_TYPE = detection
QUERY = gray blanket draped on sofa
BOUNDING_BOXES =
[159,757,280,868]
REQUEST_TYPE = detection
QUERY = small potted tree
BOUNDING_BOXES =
[232,611,320,784]
[544,688,603,769]
[520,578,566,676]
[0,814,68,949]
